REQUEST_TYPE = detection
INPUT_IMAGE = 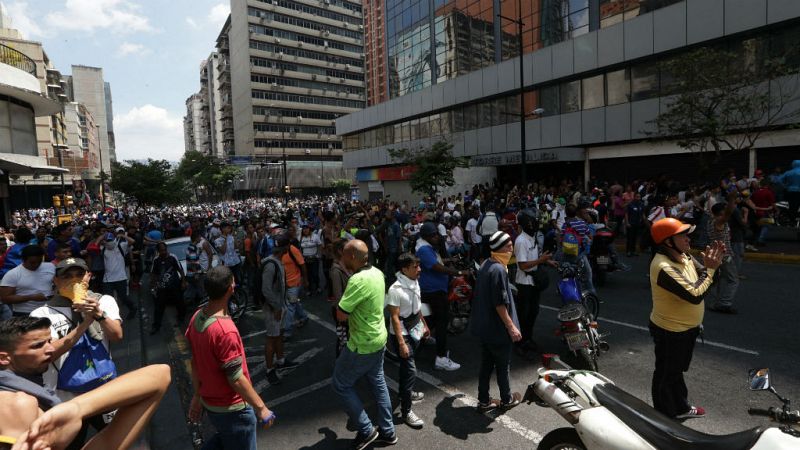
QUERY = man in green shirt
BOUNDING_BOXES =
[332,240,396,449]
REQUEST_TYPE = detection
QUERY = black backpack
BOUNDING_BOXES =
[101,238,130,267]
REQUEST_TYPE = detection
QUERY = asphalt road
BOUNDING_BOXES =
[152,255,800,449]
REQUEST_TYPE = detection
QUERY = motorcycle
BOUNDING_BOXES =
[524,356,800,450]
[445,255,476,334]
[554,262,607,371]
[587,225,618,287]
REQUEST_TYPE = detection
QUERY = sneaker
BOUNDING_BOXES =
[276,359,299,370]
[500,392,523,409]
[410,391,425,404]
[403,410,424,429]
[352,427,379,450]
[434,354,461,371]
[477,399,501,412]
[745,244,759,252]
[266,369,281,385]
[676,406,706,419]
[375,431,398,445]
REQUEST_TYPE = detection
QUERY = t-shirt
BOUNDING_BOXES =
[281,246,305,288]
[46,238,81,262]
[416,242,448,294]
[0,262,55,314]
[338,266,386,354]
[102,239,128,283]
[514,231,543,286]
[478,212,499,237]
[214,235,241,266]
[185,309,250,412]
[465,218,482,243]
[30,294,121,401]
[300,234,322,258]
[384,273,422,336]
[469,259,519,345]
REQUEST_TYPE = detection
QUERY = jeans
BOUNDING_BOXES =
[578,255,595,294]
[282,286,308,337]
[332,346,395,437]
[0,304,11,321]
[184,274,206,306]
[708,259,739,308]
[514,284,541,346]
[421,290,449,357]
[649,322,699,418]
[102,280,135,312]
[731,241,745,275]
[203,406,257,450]
[757,224,769,245]
[478,341,513,404]
[153,287,186,329]
[391,334,420,415]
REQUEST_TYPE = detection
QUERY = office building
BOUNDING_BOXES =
[184,92,210,154]
[338,0,800,200]
[65,65,115,173]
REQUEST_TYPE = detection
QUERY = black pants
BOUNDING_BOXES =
[626,225,642,255]
[514,284,541,346]
[305,257,320,293]
[478,341,512,404]
[787,191,800,221]
[421,290,448,357]
[391,334,420,415]
[649,321,700,418]
[153,287,186,329]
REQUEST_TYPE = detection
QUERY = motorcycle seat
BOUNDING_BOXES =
[593,383,764,450]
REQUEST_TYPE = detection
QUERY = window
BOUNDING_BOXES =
[539,85,560,116]
[605,69,630,105]
[560,80,581,113]
[581,75,604,110]
[631,63,659,101]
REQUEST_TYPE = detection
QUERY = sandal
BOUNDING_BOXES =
[476,399,501,412]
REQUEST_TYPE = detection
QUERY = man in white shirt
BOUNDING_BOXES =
[30,257,123,445]
[101,230,136,320]
[214,222,242,283]
[465,208,482,260]
[513,211,555,358]
[0,245,55,317]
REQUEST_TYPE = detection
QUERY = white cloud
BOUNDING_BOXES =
[208,3,229,28]
[115,104,185,161]
[4,1,44,38]
[44,0,153,34]
[117,42,147,57]
[185,17,199,29]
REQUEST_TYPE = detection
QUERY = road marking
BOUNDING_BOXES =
[253,346,323,392]
[306,314,542,443]
[540,305,759,356]
[269,379,332,408]
[242,329,267,340]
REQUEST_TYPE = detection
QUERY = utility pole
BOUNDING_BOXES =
[498,0,527,185]
[281,128,288,200]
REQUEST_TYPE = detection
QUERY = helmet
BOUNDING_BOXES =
[650,218,695,245]
[516,208,538,230]
[419,222,438,238]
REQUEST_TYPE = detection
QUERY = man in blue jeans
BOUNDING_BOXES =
[333,239,397,449]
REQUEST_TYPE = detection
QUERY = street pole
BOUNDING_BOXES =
[281,129,288,200]
[498,0,527,185]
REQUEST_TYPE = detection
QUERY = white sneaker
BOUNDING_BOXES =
[435,354,460,371]
[403,410,424,429]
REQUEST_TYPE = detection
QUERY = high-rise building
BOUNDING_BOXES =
[65,65,115,173]
[339,0,800,200]
[183,92,210,155]
[58,102,101,180]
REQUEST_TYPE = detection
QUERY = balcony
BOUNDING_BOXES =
[0,44,61,116]
[1,43,35,75]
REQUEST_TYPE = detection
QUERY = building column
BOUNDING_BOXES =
[749,147,757,178]
[584,148,591,191]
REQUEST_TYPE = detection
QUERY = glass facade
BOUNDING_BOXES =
[344,26,800,151]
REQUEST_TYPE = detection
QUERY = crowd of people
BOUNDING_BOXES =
[0,160,797,449]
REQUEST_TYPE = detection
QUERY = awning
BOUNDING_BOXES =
[0,153,68,175]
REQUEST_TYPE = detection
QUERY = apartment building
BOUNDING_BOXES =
[184,92,211,154]
[338,0,800,201]
[65,65,115,173]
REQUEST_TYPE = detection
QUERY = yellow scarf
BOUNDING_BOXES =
[491,251,512,267]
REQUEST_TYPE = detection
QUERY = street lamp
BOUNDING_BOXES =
[498,0,528,184]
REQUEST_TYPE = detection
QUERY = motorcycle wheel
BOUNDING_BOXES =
[579,347,599,372]
[582,292,600,320]
[537,427,586,450]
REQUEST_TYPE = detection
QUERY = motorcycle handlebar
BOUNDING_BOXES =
[747,408,772,417]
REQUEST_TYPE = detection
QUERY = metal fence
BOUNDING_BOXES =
[0,43,35,75]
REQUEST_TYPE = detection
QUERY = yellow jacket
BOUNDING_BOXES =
[649,251,716,332]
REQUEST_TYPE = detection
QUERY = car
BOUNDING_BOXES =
[162,236,220,274]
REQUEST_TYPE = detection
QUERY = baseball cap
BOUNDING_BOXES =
[115,226,125,233]
[56,257,89,275]
[105,232,115,241]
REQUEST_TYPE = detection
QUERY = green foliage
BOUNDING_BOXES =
[330,178,352,190]
[388,141,469,198]
[176,152,242,198]
[650,46,800,155]
[111,159,188,206]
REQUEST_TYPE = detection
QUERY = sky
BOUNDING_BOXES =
[3,0,231,162]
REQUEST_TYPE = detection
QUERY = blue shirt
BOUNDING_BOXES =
[417,244,448,294]
[469,259,519,345]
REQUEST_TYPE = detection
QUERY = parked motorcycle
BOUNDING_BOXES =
[445,255,476,334]
[587,226,618,286]
[524,356,800,449]
[554,262,607,371]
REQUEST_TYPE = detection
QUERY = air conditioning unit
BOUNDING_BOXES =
[297,41,303,47]
[360,53,365,59]
[339,78,345,83]
[345,64,350,70]
[311,74,317,80]
[272,82,278,88]
[278,51,284,59]
[275,38,280,44]
[324,0,330,4]
[324,30,330,37]
[359,24,364,31]
[324,41,329,48]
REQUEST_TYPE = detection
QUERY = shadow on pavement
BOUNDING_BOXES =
[432,394,495,440]
[297,427,346,449]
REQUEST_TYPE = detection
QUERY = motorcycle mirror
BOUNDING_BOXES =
[748,368,771,391]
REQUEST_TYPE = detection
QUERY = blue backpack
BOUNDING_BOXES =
[57,332,117,393]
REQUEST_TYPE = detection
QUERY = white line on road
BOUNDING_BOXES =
[306,314,542,443]
[269,379,332,408]
[540,305,760,356]
[242,329,267,340]
[254,346,324,392]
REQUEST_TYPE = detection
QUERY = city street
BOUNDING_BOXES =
[149,256,800,449]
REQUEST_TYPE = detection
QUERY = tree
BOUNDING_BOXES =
[388,140,469,198]
[330,178,352,192]
[176,152,244,200]
[111,159,188,205]
[650,45,800,163]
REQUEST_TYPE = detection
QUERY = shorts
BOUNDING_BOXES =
[264,306,286,337]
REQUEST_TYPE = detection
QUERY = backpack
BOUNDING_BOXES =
[562,220,583,257]
[57,332,117,393]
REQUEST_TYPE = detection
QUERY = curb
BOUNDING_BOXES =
[614,244,800,265]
